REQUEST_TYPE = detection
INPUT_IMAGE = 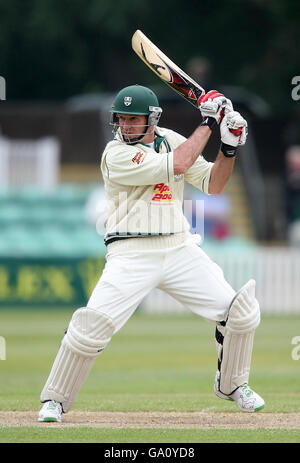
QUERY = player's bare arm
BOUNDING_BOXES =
[204,106,248,195]
[173,125,236,193]
[208,151,235,194]
[173,124,211,175]
[173,90,229,175]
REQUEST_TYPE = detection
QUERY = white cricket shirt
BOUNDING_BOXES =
[101,126,213,248]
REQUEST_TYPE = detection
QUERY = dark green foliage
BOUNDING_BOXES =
[0,0,299,114]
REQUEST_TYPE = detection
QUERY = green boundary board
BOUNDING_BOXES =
[0,256,106,307]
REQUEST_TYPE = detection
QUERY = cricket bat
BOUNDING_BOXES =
[131,29,205,109]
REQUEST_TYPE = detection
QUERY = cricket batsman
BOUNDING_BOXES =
[38,84,265,422]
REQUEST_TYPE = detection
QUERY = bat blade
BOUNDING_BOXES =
[132,30,205,109]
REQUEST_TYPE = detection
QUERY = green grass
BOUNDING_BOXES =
[0,427,299,443]
[0,308,300,442]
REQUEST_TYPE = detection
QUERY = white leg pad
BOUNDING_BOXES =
[217,279,260,395]
[40,307,114,412]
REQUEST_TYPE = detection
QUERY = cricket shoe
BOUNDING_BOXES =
[38,400,63,422]
[214,375,265,412]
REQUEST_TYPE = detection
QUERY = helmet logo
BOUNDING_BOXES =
[124,96,132,106]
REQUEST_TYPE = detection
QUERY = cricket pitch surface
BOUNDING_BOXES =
[1,411,300,429]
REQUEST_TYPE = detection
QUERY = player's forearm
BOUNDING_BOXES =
[208,150,235,194]
[173,125,211,175]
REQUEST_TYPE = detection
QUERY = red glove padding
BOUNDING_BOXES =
[228,127,243,137]
[197,90,225,106]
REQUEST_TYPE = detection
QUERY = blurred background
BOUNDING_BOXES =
[0,0,300,313]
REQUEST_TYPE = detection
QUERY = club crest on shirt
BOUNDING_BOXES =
[132,152,145,165]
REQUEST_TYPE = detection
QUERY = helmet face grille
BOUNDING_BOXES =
[110,85,162,143]
[110,117,152,144]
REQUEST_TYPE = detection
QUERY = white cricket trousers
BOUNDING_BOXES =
[87,235,236,335]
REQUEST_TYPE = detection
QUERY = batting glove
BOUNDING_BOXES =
[199,90,233,128]
[220,111,248,157]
